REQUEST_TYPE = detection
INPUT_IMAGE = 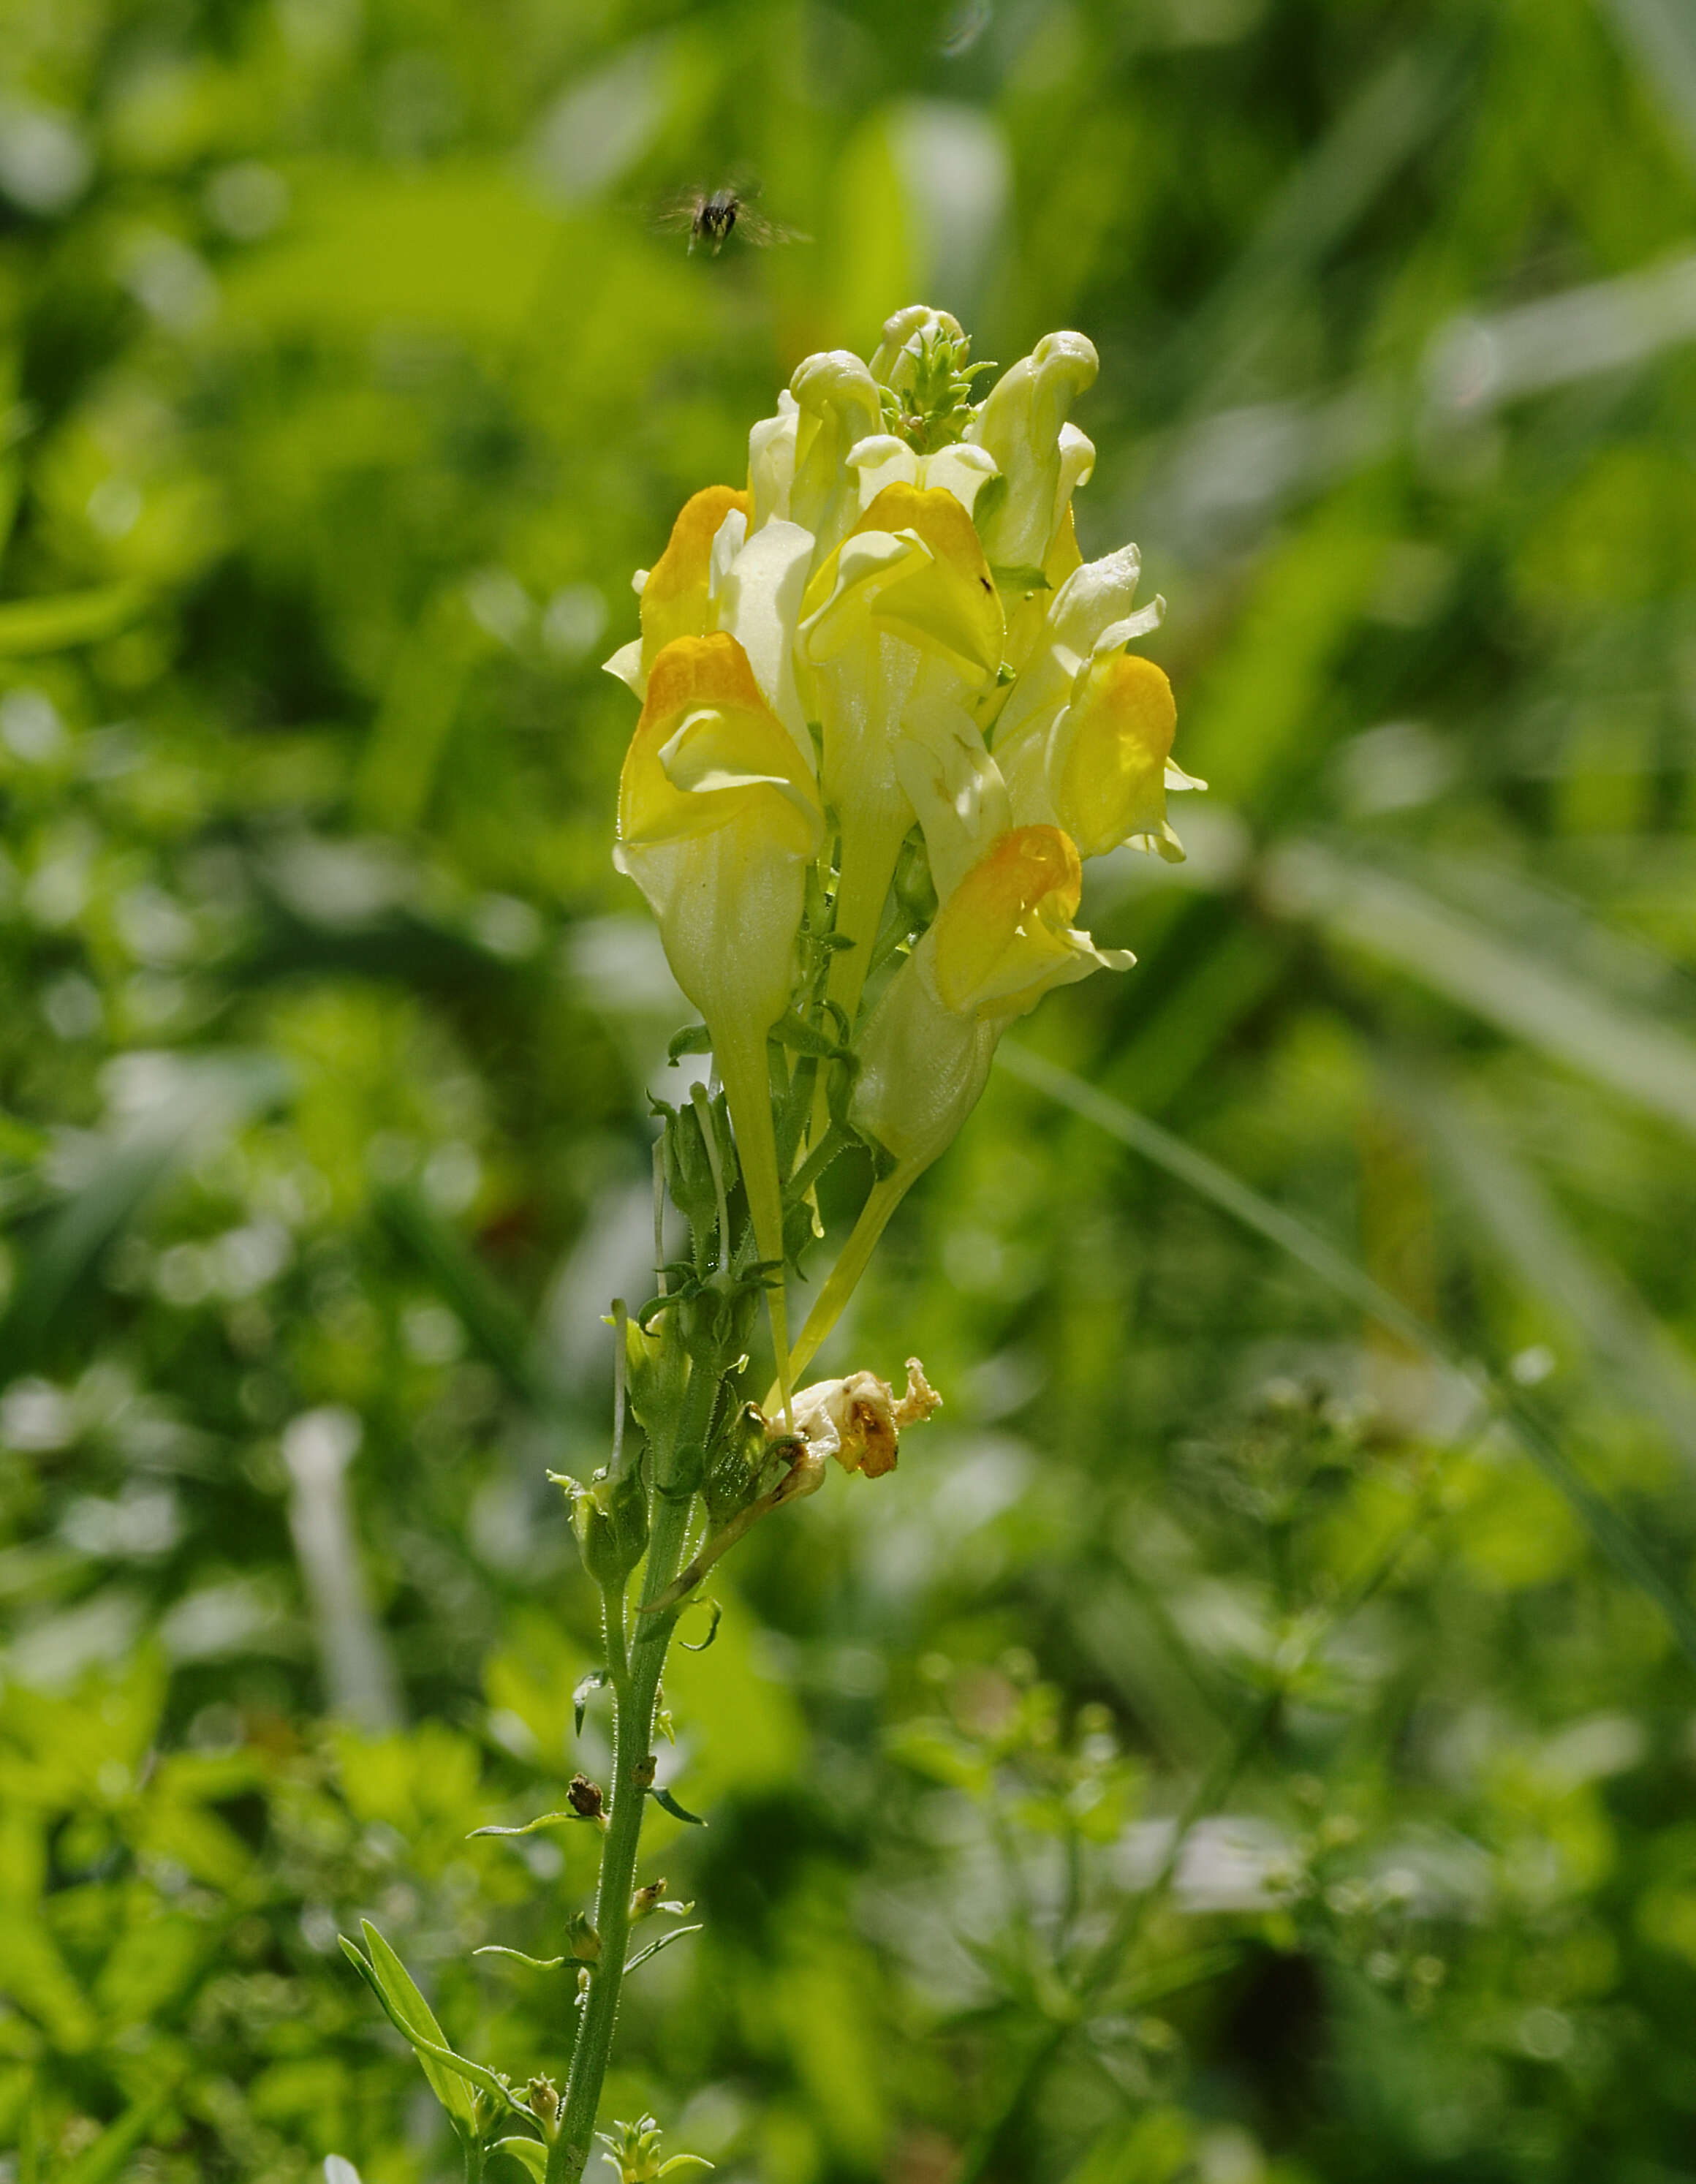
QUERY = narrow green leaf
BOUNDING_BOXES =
[0,1056,290,1367]
[58,2094,173,2184]
[0,581,148,656]
[468,1810,586,1838]
[474,1945,567,1970]
[648,1786,707,1826]
[1268,839,1696,1142]
[492,2139,548,2182]
[770,1011,846,1059]
[999,1041,1696,1678]
[352,1922,481,2133]
[375,1184,542,1404]
[624,1922,704,1974]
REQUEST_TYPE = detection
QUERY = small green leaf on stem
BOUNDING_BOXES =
[624,1922,704,1975]
[341,1924,481,2136]
[473,1946,567,1970]
[648,1785,707,1825]
[491,2139,548,2180]
[467,1810,594,1838]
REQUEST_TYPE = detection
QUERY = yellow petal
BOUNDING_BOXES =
[638,485,752,673]
[967,331,1099,573]
[789,349,885,558]
[1050,652,1178,859]
[932,825,1131,1019]
[749,390,799,529]
[619,634,821,858]
[803,483,1004,686]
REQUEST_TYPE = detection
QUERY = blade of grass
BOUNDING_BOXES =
[0,581,148,655]
[0,1055,291,1364]
[1409,1073,1696,1472]
[997,1041,1696,1676]
[375,1183,547,1407]
[1266,839,1696,1140]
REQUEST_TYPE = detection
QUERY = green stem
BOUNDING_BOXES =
[770,1167,913,1403]
[464,2134,485,2183]
[547,1354,723,2183]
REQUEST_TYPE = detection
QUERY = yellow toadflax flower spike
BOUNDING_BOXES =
[616,632,824,1400]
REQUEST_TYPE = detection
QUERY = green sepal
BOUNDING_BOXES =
[858,1125,901,1182]
[969,468,1007,532]
[770,1010,849,1061]
[678,1266,759,1364]
[660,1088,738,1267]
[565,1910,602,1962]
[623,1308,686,1437]
[703,1402,769,1527]
[991,564,1050,594]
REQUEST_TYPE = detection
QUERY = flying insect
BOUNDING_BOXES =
[654,183,809,257]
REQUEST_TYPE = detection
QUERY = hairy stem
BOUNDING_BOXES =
[547,1353,722,2182]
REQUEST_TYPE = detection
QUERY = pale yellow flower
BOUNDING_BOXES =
[615,632,824,1384]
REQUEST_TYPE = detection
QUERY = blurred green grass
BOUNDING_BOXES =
[6,0,1696,2179]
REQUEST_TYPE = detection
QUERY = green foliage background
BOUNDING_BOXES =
[5,0,1696,2177]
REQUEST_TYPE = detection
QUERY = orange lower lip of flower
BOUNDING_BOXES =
[639,485,752,668]
[932,825,1082,1014]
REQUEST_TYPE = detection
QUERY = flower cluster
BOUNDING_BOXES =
[609,306,1200,1388]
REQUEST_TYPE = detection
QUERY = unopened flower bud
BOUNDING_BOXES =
[789,349,884,558]
[966,330,1099,573]
[565,1910,602,1964]
[556,1464,649,1591]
